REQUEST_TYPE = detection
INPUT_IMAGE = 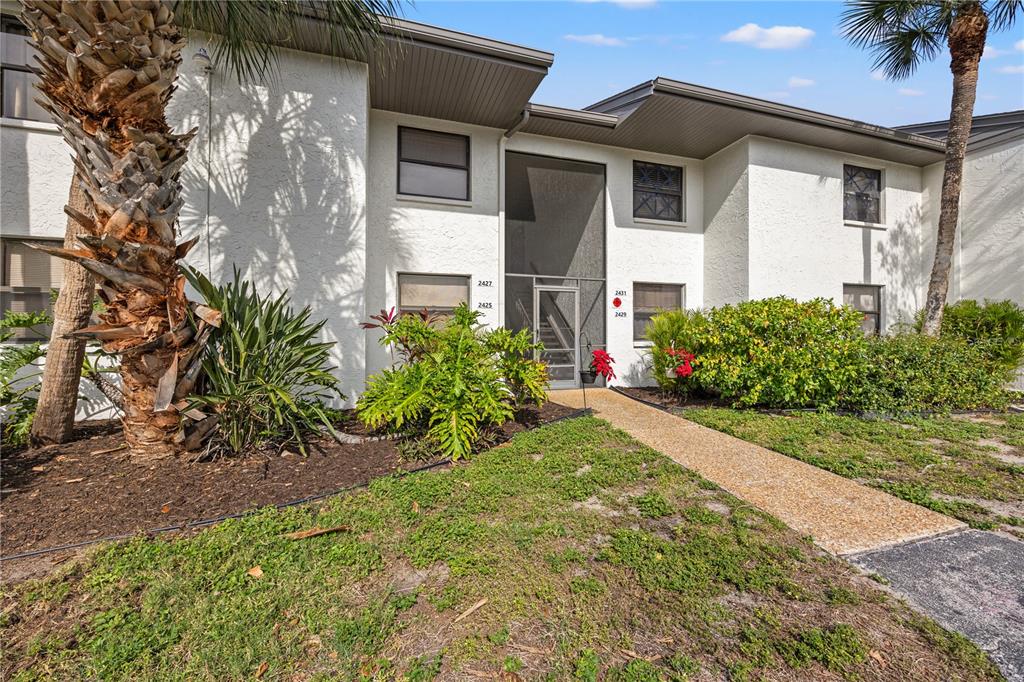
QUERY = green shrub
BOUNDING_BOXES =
[922,299,1024,371]
[646,297,867,408]
[185,268,344,454]
[846,333,1011,413]
[357,304,549,459]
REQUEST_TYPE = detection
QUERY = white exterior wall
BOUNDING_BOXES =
[364,110,503,377]
[0,119,72,240]
[745,137,929,330]
[957,135,1024,304]
[167,39,370,402]
[702,138,750,307]
[506,133,704,385]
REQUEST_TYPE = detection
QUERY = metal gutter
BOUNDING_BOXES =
[379,16,554,68]
[526,103,619,128]
[650,77,947,153]
[504,108,531,138]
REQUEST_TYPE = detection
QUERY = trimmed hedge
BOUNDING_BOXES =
[645,297,1014,413]
[647,297,867,409]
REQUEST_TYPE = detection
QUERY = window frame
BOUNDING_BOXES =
[842,163,884,225]
[396,126,471,202]
[1,236,63,342]
[1,15,47,123]
[632,281,685,343]
[632,160,685,224]
[396,272,472,318]
[842,283,883,335]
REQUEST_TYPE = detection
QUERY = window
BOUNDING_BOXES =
[1,237,62,341]
[398,127,470,201]
[1,16,47,122]
[843,284,881,335]
[633,282,684,341]
[633,161,684,222]
[397,273,470,317]
[843,164,882,224]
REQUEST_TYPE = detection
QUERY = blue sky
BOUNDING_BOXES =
[403,1,1024,127]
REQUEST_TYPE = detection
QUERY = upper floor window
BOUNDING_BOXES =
[633,161,684,223]
[398,127,470,201]
[843,283,881,335]
[397,273,470,317]
[633,282,684,341]
[1,237,62,341]
[1,16,47,122]
[843,164,882,224]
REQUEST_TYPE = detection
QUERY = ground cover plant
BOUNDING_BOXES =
[1,418,1002,681]
[683,408,1024,535]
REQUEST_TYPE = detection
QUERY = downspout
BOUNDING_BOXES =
[504,107,530,138]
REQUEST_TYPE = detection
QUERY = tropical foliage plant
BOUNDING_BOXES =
[21,0,399,456]
[184,268,343,455]
[0,309,121,446]
[840,0,1022,335]
[358,305,548,459]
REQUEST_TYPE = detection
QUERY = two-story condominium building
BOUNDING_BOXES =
[2,9,1022,400]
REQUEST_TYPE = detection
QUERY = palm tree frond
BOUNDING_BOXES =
[984,0,1024,29]
[173,0,402,84]
[840,0,953,79]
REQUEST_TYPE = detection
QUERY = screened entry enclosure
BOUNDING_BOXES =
[504,152,606,388]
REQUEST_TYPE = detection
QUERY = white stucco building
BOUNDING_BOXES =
[2,11,1022,399]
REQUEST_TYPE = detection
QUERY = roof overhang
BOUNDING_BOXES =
[367,18,553,128]
[523,78,946,167]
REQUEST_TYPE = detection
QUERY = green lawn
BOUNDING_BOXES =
[1,418,1002,681]
[684,408,1024,534]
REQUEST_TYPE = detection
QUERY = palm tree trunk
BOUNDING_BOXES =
[921,1,988,336]
[22,0,208,460]
[30,172,96,445]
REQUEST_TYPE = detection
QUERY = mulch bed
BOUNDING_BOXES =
[614,386,724,410]
[0,401,576,581]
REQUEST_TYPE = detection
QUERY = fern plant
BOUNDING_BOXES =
[184,267,344,454]
[358,305,548,459]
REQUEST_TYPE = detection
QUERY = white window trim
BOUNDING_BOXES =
[631,160,686,225]
[842,163,886,227]
[394,193,474,209]
[1,117,59,133]
[396,271,473,315]
[842,282,884,335]
[632,281,685,345]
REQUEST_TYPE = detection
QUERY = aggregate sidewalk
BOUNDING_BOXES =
[554,388,964,555]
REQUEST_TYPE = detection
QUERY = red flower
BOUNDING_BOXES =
[590,349,616,381]
[674,362,693,378]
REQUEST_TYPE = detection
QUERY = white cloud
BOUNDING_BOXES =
[721,23,814,50]
[997,64,1024,74]
[788,76,815,88]
[1016,39,1024,51]
[563,33,626,47]
[983,45,1009,59]
[870,69,887,81]
[898,88,925,96]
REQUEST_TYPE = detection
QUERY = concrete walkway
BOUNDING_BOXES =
[554,388,964,555]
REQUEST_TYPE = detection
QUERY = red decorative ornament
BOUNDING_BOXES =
[612,297,622,308]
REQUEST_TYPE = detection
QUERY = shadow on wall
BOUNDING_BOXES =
[960,153,1024,302]
[168,53,387,403]
[875,203,927,330]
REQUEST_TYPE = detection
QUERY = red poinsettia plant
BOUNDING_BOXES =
[590,348,616,381]
[664,347,695,378]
